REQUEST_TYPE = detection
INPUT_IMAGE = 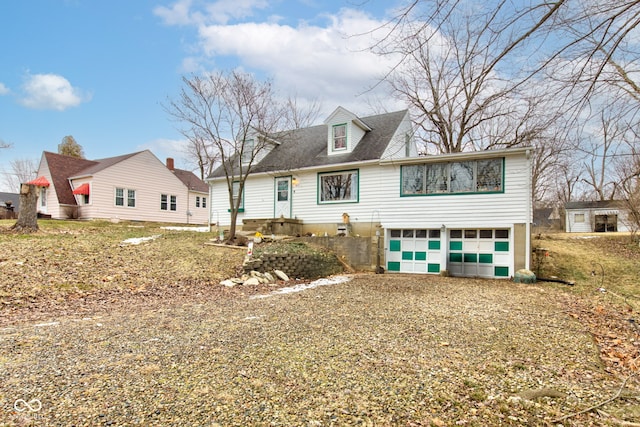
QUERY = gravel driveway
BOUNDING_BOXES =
[0,274,632,426]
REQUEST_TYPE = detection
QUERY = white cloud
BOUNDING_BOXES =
[0,83,9,95]
[154,0,195,26]
[195,8,402,112]
[155,0,268,26]
[19,73,89,111]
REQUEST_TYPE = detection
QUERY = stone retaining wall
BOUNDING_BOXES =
[243,252,342,279]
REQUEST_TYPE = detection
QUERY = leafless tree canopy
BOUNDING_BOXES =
[369,0,640,204]
[2,158,38,193]
[165,70,313,241]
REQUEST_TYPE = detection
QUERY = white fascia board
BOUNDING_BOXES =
[379,146,533,166]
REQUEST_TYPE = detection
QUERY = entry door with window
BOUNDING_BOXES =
[274,177,292,218]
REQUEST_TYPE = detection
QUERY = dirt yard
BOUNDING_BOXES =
[0,221,639,426]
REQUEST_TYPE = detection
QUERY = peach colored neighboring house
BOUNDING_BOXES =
[33,150,209,224]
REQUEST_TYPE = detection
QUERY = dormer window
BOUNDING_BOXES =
[332,124,347,151]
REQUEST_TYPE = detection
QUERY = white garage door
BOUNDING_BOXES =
[447,229,510,278]
[386,229,442,274]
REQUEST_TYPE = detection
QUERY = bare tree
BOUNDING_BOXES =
[2,158,38,192]
[181,134,220,181]
[377,0,564,153]
[58,135,85,158]
[615,147,640,234]
[580,110,631,200]
[166,70,293,242]
[283,96,322,130]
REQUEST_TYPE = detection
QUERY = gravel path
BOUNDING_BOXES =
[1,274,636,426]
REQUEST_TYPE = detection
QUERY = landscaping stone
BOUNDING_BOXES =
[274,269,290,281]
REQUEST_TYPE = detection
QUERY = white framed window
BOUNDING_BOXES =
[318,169,358,204]
[161,194,177,211]
[202,197,207,208]
[574,213,585,223]
[127,189,136,207]
[196,196,200,208]
[40,187,47,207]
[115,188,124,206]
[116,188,136,207]
[332,124,347,151]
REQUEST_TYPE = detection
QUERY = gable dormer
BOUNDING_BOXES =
[324,106,372,155]
[241,129,281,165]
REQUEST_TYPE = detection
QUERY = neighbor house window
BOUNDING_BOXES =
[318,170,358,203]
[332,124,347,151]
[161,194,177,211]
[82,195,89,205]
[195,196,207,208]
[40,187,47,207]
[401,158,503,196]
[574,213,585,223]
[115,188,124,206]
[116,188,136,207]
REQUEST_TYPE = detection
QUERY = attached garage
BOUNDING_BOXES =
[386,227,512,278]
[447,229,510,278]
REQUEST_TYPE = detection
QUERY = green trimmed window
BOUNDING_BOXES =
[318,170,358,204]
[401,158,503,196]
[230,181,244,212]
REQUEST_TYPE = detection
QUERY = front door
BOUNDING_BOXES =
[274,176,292,218]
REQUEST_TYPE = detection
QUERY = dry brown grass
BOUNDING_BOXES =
[0,222,638,426]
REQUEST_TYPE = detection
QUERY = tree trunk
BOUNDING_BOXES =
[11,184,39,233]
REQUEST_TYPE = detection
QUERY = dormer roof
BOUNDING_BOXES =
[323,106,372,132]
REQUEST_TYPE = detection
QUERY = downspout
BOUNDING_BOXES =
[525,148,532,270]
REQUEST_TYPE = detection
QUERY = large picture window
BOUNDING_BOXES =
[319,170,358,203]
[401,158,503,196]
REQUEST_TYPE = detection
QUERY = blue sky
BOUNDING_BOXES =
[0,0,402,190]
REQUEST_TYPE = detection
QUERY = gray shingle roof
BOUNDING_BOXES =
[565,200,626,210]
[209,109,408,178]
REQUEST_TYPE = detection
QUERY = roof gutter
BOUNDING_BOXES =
[379,146,533,166]
[206,158,382,183]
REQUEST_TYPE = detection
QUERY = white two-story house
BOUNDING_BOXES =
[207,106,532,278]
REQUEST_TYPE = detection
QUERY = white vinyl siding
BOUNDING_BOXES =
[209,151,530,246]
